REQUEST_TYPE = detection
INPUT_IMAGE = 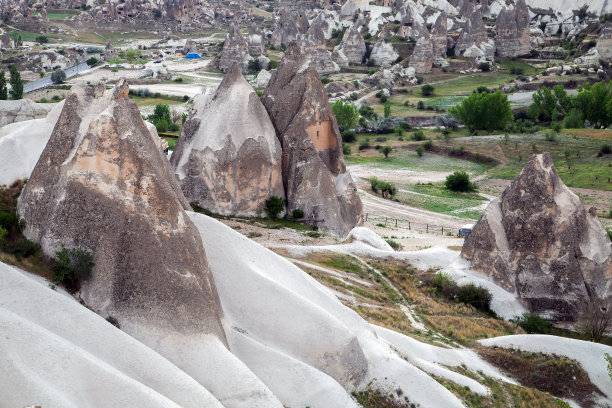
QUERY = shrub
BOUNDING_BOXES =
[375,136,387,142]
[342,143,351,155]
[598,143,612,156]
[431,272,457,298]
[445,171,476,192]
[457,284,492,313]
[341,130,356,143]
[563,109,583,129]
[35,35,48,44]
[415,145,424,156]
[552,121,562,133]
[51,69,66,84]
[422,140,433,149]
[265,196,285,219]
[449,90,512,133]
[417,101,425,110]
[86,57,98,66]
[385,239,403,251]
[383,101,391,118]
[381,145,392,158]
[435,113,459,130]
[53,244,94,291]
[421,84,435,96]
[359,105,376,119]
[359,138,370,150]
[292,209,304,219]
[369,177,397,198]
[544,131,557,142]
[478,62,490,72]
[512,312,552,334]
[411,130,426,141]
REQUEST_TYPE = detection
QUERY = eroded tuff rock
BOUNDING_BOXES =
[455,10,488,55]
[431,11,448,57]
[170,64,284,216]
[218,22,250,73]
[597,23,612,61]
[409,35,434,74]
[0,99,54,128]
[340,22,367,64]
[17,79,227,362]
[302,23,340,75]
[247,25,265,57]
[262,42,363,237]
[495,0,531,58]
[271,8,308,49]
[369,32,399,67]
[461,153,612,321]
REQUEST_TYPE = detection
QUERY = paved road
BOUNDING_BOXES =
[24,62,90,93]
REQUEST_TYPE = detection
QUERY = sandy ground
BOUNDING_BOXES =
[348,163,453,184]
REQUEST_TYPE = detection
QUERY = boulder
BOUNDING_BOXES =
[261,42,363,237]
[340,22,367,64]
[17,79,228,374]
[183,39,197,55]
[409,35,434,74]
[170,64,284,216]
[369,37,399,67]
[256,68,272,88]
[596,23,612,61]
[431,11,448,57]
[461,153,612,321]
[218,22,250,73]
[495,0,531,58]
[0,99,54,128]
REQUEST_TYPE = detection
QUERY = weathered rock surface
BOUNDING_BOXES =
[461,153,612,321]
[455,10,488,55]
[0,99,54,128]
[597,23,612,61]
[262,42,363,237]
[218,22,250,73]
[369,37,399,67]
[17,79,228,368]
[170,64,284,216]
[431,11,448,57]
[247,25,265,57]
[271,8,308,49]
[256,68,272,88]
[409,35,434,74]
[302,24,340,75]
[495,0,531,58]
[340,22,367,64]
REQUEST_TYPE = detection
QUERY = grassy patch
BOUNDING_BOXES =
[352,388,414,407]
[423,96,466,110]
[128,95,184,107]
[478,347,603,407]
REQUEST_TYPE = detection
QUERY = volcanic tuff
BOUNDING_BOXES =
[455,10,488,55]
[262,42,363,237]
[597,22,612,61]
[218,22,249,73]
[461,153,612,321]
[301,23,340,75]
[170,64,284,216]
[431,11,448,57]
[340,22,367,64]
[495,0,531,58]
[17,79,227,371]
[369,36,399,67]
[247,24,265,57]
[409,35,434,73]
[271,8,308,49]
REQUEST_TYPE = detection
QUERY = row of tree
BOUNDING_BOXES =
[0,65,23,100]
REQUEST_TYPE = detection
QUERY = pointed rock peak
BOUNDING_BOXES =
[219,63,245,89]
[285,40,303,56]
[112,78,130,99]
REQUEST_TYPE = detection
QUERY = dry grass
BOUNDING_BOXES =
[424,315,518,342]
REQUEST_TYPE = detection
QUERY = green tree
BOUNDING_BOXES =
[50,69,66,84]
[529,85,570,122]
[53,244,94,291]
[9,65,23,100]
[449,90,512,133]
[383,101,391,118]
[331,100,359,130]
[148,104,172,132]
[421,84,434,96]
[381,145,392,158]
[35,35,48,44]
[445,171,476,192]
[574,81,612,128]
[0,71,7,100]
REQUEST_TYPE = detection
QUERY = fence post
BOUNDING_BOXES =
[385,217,387,225]
[395,219,398,227]
[426,224,428,233]
[441,227,444,235]
[408,221,411,230]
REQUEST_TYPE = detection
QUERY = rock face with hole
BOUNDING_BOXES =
[495,0,531,58]
[340,22,367,64]
[461,153,612,321]
[261,42,363,237]
[218,22,250,73]
[170,64,284,216]
[17,79,228,365]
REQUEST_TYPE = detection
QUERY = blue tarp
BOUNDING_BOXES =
[183,52,202,59]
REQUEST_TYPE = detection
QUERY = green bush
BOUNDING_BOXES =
[265,196,285,219]
[359,138,370,150]
[86,57,99,67]
[416,145,424,156]
[53,244,94,291]
[342,143,351,155]
[457,284,492,313]
[385,239,403,251]
[512,312,552,334]
[563,109,583,129]
[449,90,512,133]
[478,62,490,72]
[598,143,612,156]
[445,171,476,192]
[422,140,433,149]
[381,145,392,158]
[341,130,356,143]
[51,69,66,84]
[411,130,426,141]
[292,209,305,219]
[369,177,397,198]
[421,84,435,96]
[36,35,48,44]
